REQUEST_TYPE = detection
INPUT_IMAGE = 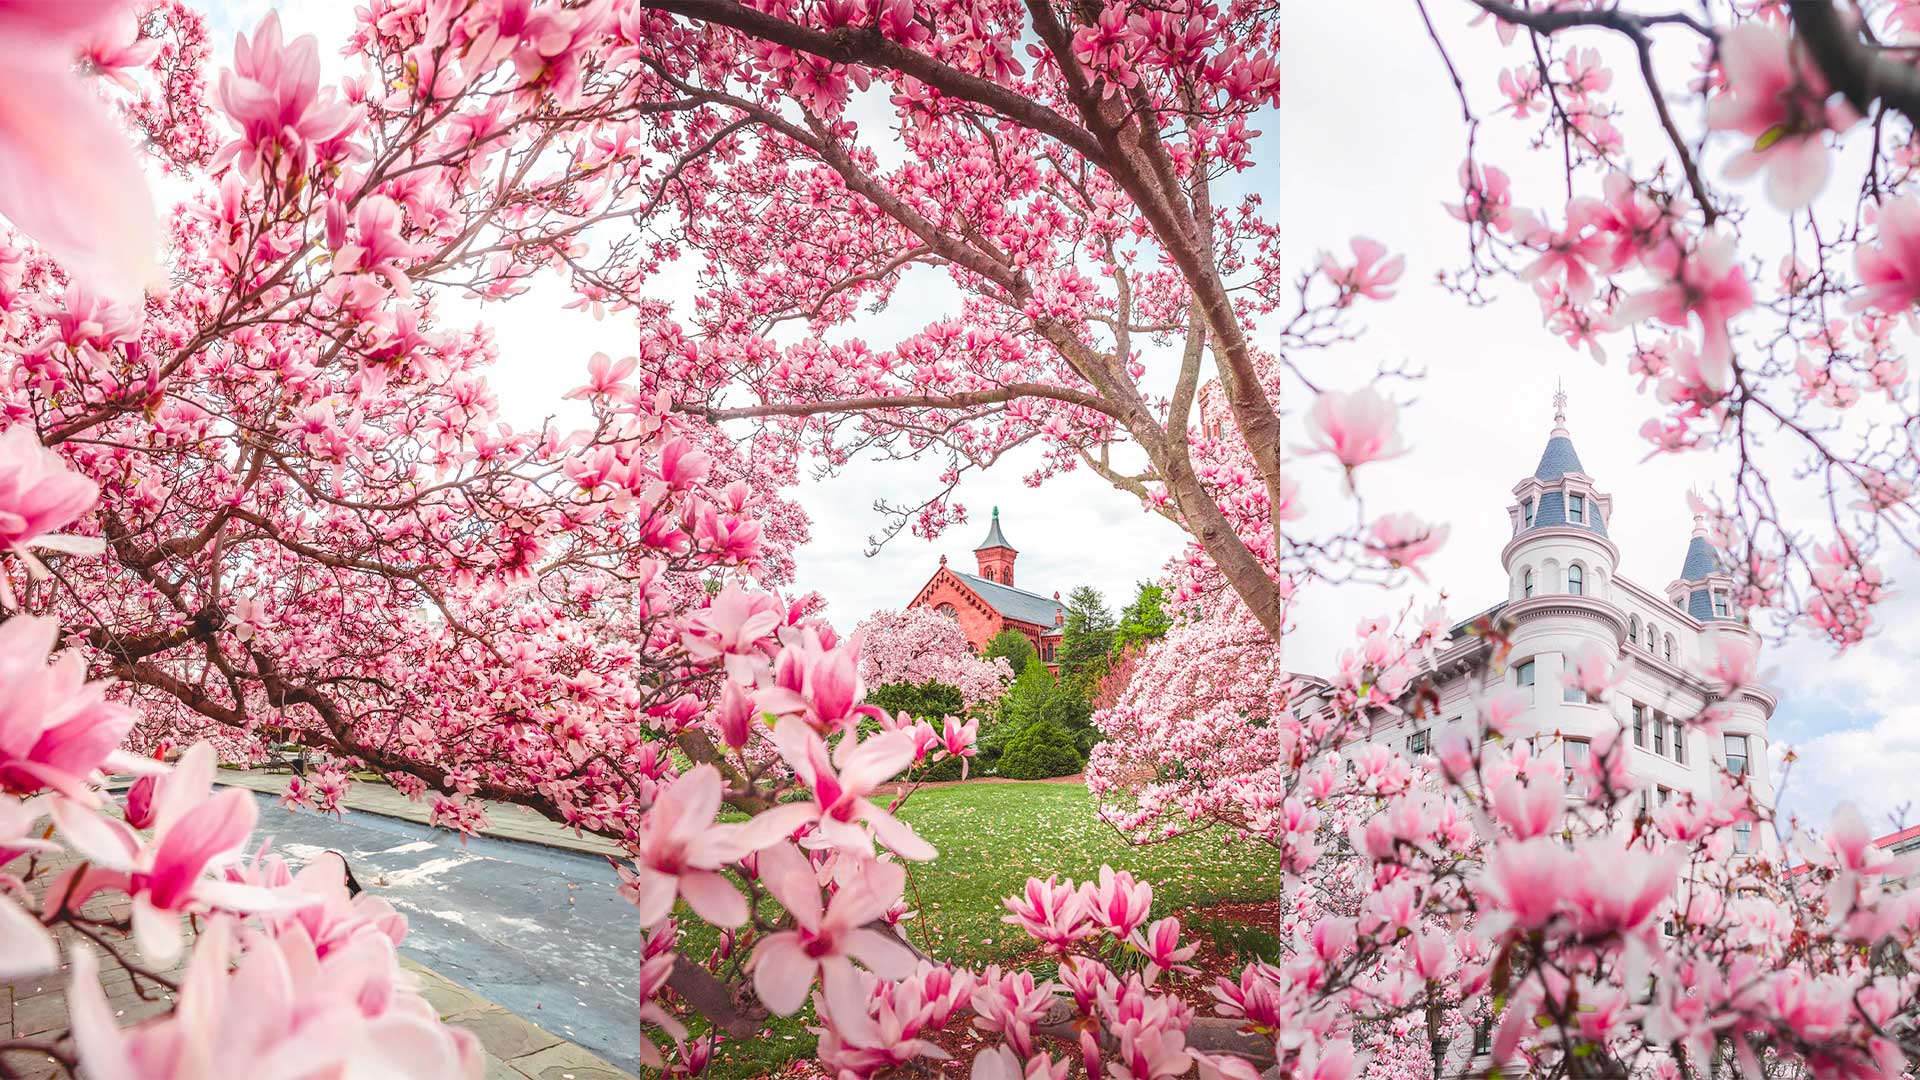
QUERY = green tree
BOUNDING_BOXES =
[995,719,1083,779]
[983,628,1037,672]
[1057,585,1116,689]
[1114,582,1173,652]
[866,681,966,723]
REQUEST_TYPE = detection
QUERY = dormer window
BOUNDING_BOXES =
[1523,498,1535,528]
[1567,564,1584,596]
[1568,494,1585,523]
[1713,591,1730,617]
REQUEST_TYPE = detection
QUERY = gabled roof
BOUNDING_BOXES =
[975,506,1015,551]
[953,571,1062,628]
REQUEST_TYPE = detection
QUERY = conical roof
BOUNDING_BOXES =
[975,506,1014,551]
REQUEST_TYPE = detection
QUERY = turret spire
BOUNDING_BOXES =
[1551,380,1569,437]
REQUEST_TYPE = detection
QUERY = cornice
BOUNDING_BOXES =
[1502,593,1630,640]
[1501,527,1622,572]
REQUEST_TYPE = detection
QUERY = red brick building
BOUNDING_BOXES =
[906,508,1065,669]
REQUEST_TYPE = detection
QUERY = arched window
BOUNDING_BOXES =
[935,603,958,619]
[1628,614,1639,645]
[1567,564,1584,596]
[1663,635,1674,662]
[1522,569,1534,599]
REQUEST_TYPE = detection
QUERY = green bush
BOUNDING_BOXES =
[996,719,1084,779]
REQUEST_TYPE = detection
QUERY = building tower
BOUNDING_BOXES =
[974,506,1018,586]
[1668,514,1740,622]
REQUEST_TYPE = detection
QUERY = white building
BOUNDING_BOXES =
[1326,391,1777,839]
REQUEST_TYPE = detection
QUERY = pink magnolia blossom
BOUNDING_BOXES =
[0,0,159,299]
[1851,195,1920,315]
[212,12,357,180]
[0,615,135,802]
[1364,512,1449,580]
[1707,22,1853,209]
[1298,387,1407,472]
[1317,236,1404,306]
[0,426,105,603]
[749,843,916,1031]
[69,916,483,1078]
[49,743,284,965]
[1083,865,1153,938]
[617,764,792,927]
[763,716,936,860]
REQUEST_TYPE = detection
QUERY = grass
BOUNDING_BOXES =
[686,780,1280,1079]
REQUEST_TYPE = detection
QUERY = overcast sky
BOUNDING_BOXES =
[1282,0,1919,834]
[205,0,1915,833]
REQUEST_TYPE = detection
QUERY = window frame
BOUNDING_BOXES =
[1522,497,1535,528]
[1567,563,1584,596]
[1516,659,1536,701]
[1725,733,1750,778]
[1632,703,1646,748]
[1562,737,1592,795]
[1568,493,1585,523]
[1522,569,1535,599]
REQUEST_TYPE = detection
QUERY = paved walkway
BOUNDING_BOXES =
[214,768,626,858]
[3,782,638,1080]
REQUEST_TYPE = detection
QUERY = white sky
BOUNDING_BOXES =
[204,0,1914,832]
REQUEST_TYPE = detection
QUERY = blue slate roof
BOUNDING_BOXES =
[1517,433,1607,537]
[1534,435,1586,481]
[975,507,1014,551]
[1687,587,1719,621]
[1678,534,1720,580]
[953,572,1063,630]
[1523,489,1608,537]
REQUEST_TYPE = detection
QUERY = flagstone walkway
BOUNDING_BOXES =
[1,781,637,1080]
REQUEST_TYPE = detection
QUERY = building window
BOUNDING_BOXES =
[1713,591,1730,618]
[1632,703,1646,748]
[1628,615,1639,645]
[935,603,958,619]
[1657,786,1671,806]
[1473,1023,1492,1056]
[1725,733,1750,778]
[1522,569,1534,598]
[1523,498,1535,528]
[1663,635,1674,662]
[1563,680,1588,704]
[1563,738,1591,794]
[1568,493,1585,523]
[1407,729,1430,757]
[1567,564,1584,596]
[1652,715,1666,756]
[1733,822,1753,854]
[1673,723,1687,765]
[1516,659,1536,701]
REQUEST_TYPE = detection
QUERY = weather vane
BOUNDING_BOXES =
[1552,379,1568,433]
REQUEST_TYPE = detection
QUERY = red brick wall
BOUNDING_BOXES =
[909,568,1006,654]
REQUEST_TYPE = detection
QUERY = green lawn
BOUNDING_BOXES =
[687,780,1280,1078]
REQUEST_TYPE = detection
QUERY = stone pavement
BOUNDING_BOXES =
[2,830,636,1079]
[213,768,626,859]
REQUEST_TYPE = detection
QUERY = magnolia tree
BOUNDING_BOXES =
[2,0,1920,1079]
[855,606,1013,706]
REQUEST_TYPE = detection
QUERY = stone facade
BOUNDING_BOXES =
[906,508,1065,669]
